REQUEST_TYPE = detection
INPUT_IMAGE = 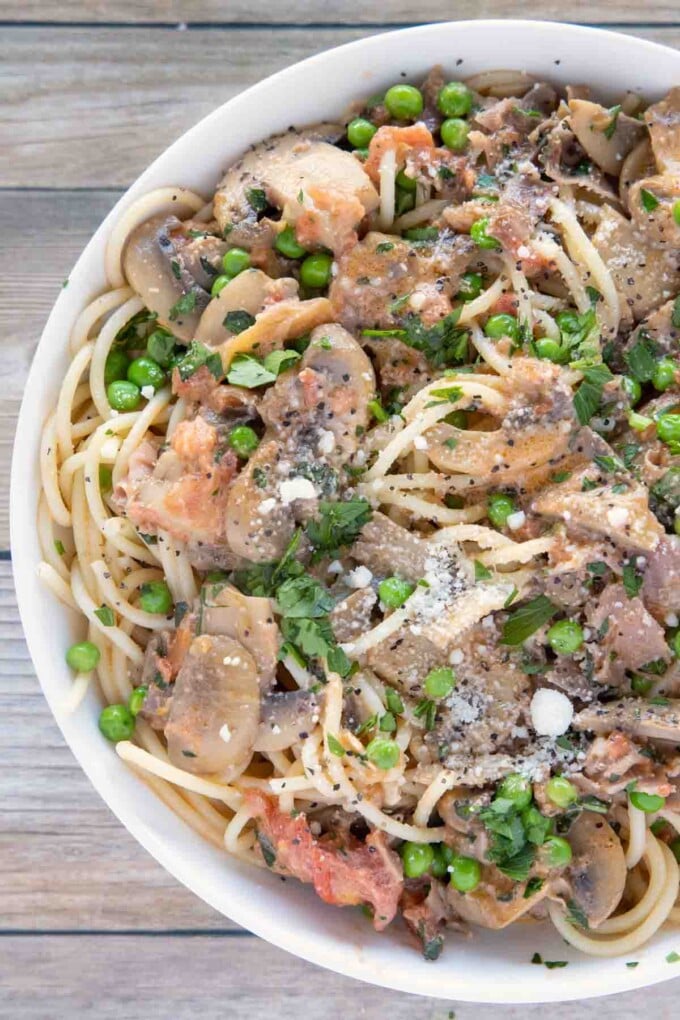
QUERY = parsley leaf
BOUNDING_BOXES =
[226,354,277,388]
[573,363,613,425]
[169,291,197,322]
[414,698,437,730]
[603,104,622,139]
[224,310,256,334]
[306,499,372,561]
[500,595,557,646]
[625,333,657,382]
[622,559,643,598]
[176,341,223,382]
[474,560,493,581]
[263,349,301,375]
[327,734,346,757]
[565,898,589,929]
[640,188,660,213]
[276,575,334,619]
[673,296,680,330]
[246,187,267,212]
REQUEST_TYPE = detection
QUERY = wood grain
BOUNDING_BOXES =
[0,562,233,931]
[4,933,679,1020]
[1,0,678,25]
[1,26,679,189]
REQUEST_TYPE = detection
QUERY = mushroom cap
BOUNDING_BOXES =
[194,268,298,347]
[165,633,260,779]
[568,99,647,177]
[225,439,297,563]
[565,809,627,928]
[122,214,208,341]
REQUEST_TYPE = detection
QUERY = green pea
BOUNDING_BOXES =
[365,737,400,770]
[445,409,468,429]
[347,117,377,149]
[99,703,136,742]
[674,200,680,227]
[534,338,568,364]
[487,493,516,529]
[449,855,481,893]
[545,776,578,808]
[629,790,666,813]
[211,274,232,297]
[457,272,483,301]
[555,310,581,335]
[621,375,642,405]
[438,81,472,119]
[484,313,519,342]
[66,640,101,673]
[395,169,417,192]
[139,580,172,615]
[300,252,333,289]
[401,841,435,878]
[384,84,424,121]
[275,225,307,260]
[430,843,456,879]
[631,673,653,696]
[128,685,148,717]
[127,356,166,393]
[147,329,177,368]
[546,619,584,655]
[652,358,677,392]
[497,773,532,810]
[378,576,415,608]
[543,835,572,868]
[424,666,456,699]
[440,117,469,151]
[470,217,501,250]
[222,247,251,277]
[228,425,260,459]
[657,413,680,446]
[671,838,680,863]
[104,348,131,385]
[107,380,141,412]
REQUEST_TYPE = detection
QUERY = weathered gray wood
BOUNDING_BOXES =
[0,0,678,24]
[1,26,679,189]
[4,933,679,1019]
[0,563,234,930]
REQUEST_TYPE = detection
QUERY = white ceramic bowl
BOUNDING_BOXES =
[11,19,680,1003]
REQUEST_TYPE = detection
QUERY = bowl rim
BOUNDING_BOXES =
[11,18,680,1004]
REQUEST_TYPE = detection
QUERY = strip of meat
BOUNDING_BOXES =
[246,790,403,930]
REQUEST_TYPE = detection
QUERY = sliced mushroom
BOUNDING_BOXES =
[224,439,297,563]
[194,268,298,347]
[330,588,377,644]
[165,633,259,778]
[217,296,333,371]
[565,810,626,928]
[201,582,279,690]
[351,512,431,584]
[619,138,656,209]
[122,214,209,341]
[590,204,680,320]
[539,118,619,205]
[254,690,320,753]
[214,125,378,254]
[642,535,680,620]
[568,99,646,176]
[573,697,680,742]
[532,468,663,553]
[259,323,375,459]
[629,173,680,248]
[645,87,680,173]
[446,868,550,929]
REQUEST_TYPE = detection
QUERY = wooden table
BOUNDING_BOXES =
[1,4,679,1016]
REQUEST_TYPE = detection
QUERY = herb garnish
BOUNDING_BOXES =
[500,595,557,646]
[169,291,197,322]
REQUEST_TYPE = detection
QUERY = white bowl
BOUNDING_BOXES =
[11,19,680,1003]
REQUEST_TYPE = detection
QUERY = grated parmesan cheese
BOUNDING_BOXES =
[279,477,317,504]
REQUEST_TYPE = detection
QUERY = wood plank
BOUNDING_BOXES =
[4,934,679,1019]
[1,26,679,189]
[1,0,678,25]
[0,560,234,930]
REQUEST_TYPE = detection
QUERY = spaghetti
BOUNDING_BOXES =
[38,68,680,959]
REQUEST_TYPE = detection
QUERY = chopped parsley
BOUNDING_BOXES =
[573,363,613,425]
[474,560,493,581]
[246,187,267,212]
[640,188,660,213]
[500,595,557,646]
[176,341,223,382]
[54,539,65,556]
[224,309,256,334]
[625,333,657,382]
[327,734,346,757]
[602,104,622,139]
[305,499,372,562]
[94,605,115,627]
[622,559,643,598]
[169,291,197,322]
